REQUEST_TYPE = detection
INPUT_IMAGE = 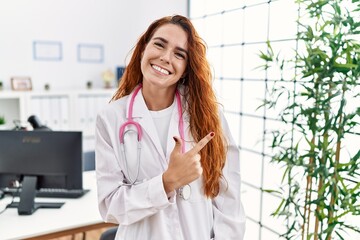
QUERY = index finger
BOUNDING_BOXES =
[187,132,215,155]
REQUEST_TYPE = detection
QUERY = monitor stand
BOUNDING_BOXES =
[7,176,65,215]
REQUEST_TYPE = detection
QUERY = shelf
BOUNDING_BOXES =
[0,88,115,151]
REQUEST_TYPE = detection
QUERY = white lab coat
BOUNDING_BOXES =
[95,87,246,240]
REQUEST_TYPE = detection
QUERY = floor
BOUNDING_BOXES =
[51,227,110,240]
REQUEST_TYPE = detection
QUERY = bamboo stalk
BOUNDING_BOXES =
[302,170,310,240]
[326,109,343,240]
[302,175,309,240]
[312,76,322,240]
[318,81,331,240]
[325,79,345,239]
[314,177,322,240]
[302,136,315,240]
[306,170,313,237]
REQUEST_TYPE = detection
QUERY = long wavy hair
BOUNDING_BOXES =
[111,15,227,198]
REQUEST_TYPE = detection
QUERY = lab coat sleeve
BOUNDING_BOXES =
[95,112,174,226]
[212,112,246,239]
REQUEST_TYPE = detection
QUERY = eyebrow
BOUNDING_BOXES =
[153,37,188,56]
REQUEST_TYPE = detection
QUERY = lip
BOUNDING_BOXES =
[151,64,172,75]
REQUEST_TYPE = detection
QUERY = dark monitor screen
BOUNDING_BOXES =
[0,130,83,215]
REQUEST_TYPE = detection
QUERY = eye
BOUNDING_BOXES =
[154,42,164,48]
[175,52,186,60]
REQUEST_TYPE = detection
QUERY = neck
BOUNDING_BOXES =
[142,87,176,111]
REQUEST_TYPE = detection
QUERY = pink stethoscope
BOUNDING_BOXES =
[119,84,191,200]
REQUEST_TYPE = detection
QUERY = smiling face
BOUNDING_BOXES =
[140,23,188,92]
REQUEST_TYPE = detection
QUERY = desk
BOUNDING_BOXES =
[0,171,116,240]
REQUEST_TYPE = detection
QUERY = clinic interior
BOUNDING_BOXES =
[0,0,359,239]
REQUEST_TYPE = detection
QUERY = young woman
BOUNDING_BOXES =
[95,15,245,239]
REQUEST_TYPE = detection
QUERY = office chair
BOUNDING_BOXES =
[27,115,52,130]
[83,151,96,171]
[100,227,118,240]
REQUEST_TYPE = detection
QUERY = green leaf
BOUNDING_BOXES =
[263,189,282,195]
[351,149,360,162]
[258,51,273,62]
[272,198,286,216]
[333,63,358,69]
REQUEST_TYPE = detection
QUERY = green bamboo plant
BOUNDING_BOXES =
[259,0,360,239]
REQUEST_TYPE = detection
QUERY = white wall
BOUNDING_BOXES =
[0,0,188,91]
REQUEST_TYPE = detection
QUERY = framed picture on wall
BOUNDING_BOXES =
[11,77,32,91]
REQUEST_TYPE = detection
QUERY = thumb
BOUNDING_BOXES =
[172,136,183,154]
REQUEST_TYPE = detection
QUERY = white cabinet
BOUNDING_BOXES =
[0,89,114,150]
[0,92,26,130]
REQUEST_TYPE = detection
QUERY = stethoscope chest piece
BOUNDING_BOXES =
[179,184,191,200]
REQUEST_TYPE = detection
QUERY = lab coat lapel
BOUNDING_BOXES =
[127,89,166,162]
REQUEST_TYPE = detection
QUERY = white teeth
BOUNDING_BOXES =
[152,65,170,75]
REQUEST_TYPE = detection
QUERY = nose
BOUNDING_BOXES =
[160,50,171,63]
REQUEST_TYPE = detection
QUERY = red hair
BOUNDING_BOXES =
[112,15,227,198]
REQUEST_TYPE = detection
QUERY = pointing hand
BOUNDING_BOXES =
[163,132,215,193]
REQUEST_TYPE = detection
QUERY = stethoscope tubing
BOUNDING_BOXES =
[118,84,185,184]
[119,85,143,144]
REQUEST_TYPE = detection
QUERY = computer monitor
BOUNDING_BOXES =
[0,130,83,215]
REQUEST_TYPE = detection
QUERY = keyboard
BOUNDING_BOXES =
[2,187,90,199]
